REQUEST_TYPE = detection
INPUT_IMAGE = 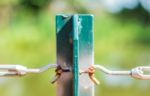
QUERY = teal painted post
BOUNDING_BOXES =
[56,15,74,96]
[78,15,94,96]
[56,14,94,96]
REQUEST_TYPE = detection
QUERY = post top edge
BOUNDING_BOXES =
[56,14,94,17]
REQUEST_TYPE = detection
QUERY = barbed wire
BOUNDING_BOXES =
[0,64,57,77]
[0,64,150,85]
[80,65,150,85]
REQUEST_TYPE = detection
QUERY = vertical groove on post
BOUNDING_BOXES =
[73,15,79,96]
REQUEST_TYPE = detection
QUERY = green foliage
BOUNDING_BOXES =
[0,0,20,5]
[66,0,89,13]
[20,0,53,12]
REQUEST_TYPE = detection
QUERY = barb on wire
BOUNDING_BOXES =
[51,65,71,84]
[0,64,57,77]
[80,66,100,85]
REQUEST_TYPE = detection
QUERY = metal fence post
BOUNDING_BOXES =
[56,14,94,96]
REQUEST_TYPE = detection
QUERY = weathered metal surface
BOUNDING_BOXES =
[56,14,94,96]
[56,15,74,96]
[78,15,94,96]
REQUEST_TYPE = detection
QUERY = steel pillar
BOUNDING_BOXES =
[56,14,94,96]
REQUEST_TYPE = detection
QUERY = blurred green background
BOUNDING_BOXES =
[0,0,150,96]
